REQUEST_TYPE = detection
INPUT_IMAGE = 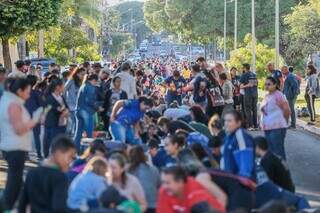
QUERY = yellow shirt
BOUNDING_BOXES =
[181,68,191,79]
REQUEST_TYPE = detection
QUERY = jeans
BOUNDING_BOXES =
[109,121,140,145]
[287,97,297,127]
[43,126,66,157]
[256,182,310,210]
[2,151,27,210]
[33,124,42,158]
[244,95,258,128]
[67,110,77,136]
[74,110,95,152]
[264,128,287,160]
[305,93,316,122]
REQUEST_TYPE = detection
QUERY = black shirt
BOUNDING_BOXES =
[19,166,69,213]
[260,151,295,192]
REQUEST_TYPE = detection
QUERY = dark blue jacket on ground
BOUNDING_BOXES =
[221,128,255,179]
[77,82,102,114]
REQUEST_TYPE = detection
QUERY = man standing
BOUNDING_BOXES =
[8,60,27,78]
[240,63,258,130]
[116,62,137,99]
[267,62,283,90]
[165,70,186,106]
[281,66,299,128]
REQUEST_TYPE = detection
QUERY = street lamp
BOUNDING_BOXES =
[234,0,237,50]
[251,0,256,72]
[224,0,227,63]
[224,0,237,63]
[275,0,280,69]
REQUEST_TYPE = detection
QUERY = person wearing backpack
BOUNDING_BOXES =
[282,66,299,128]
[305,64,320,125]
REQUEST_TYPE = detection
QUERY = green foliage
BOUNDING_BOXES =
[44,26,101,65]
[108,33,135,58]
[227,34,283,79]
[143,0,306,47]
[0,0,62,39]
[284,0,320,70]
[114,1,152,44]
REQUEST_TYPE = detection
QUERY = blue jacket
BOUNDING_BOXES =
[76,82,102,114]
[25,89,45,116]
[115,99,144,127]
[283,73,299,100]
[221,128,255,179]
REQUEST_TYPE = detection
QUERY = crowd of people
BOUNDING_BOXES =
[0,55,317,213]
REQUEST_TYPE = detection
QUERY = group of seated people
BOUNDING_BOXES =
[16,106,311,213]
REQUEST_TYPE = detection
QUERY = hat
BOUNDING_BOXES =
[15,60,25,68]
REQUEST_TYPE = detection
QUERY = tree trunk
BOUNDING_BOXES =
[38,30,44,58]
[2,38,12,71]
[18,34,26,60]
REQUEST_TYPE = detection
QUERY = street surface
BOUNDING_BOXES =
[0,128,319,207]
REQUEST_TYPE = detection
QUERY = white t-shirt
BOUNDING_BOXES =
[116,71,137,99]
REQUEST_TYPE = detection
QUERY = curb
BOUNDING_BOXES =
[296,119,320,136]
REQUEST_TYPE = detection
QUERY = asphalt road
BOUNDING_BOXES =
[252,128,320,207]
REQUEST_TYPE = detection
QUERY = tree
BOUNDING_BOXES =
[143,0,307,49]
[227,34,283,79]
[284,0,320,70]
[0,0,62,70]
[114,1,152,44]
[108,33,135,58]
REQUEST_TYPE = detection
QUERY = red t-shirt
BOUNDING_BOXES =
[156,177,225,213]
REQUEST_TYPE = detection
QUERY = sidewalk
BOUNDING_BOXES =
[297,118,320,136]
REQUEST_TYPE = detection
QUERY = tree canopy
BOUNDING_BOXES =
[0,0,62,69]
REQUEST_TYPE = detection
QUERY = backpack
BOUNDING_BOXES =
[202,69,224,107]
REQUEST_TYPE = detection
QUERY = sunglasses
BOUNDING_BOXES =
[264,83,273,86]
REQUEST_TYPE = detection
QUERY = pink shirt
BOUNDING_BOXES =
[260,90,288,130]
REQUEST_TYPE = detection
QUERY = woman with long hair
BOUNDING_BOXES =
[44,78,69,158]
[261,77,291,160]
[305,64,319,125]
[74,73,103,153]
[68,156,109,211]
[64,67,86,135]
[108,153,147,212]
[128,145,160,213]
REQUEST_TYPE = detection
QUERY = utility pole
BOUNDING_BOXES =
[234,0,237,50]
[251,0,256,72]
[275,0,280,69]
[38,30,44,58]
[224,0,227,63]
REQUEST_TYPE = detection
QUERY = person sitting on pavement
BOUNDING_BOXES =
[255,136,295,193]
